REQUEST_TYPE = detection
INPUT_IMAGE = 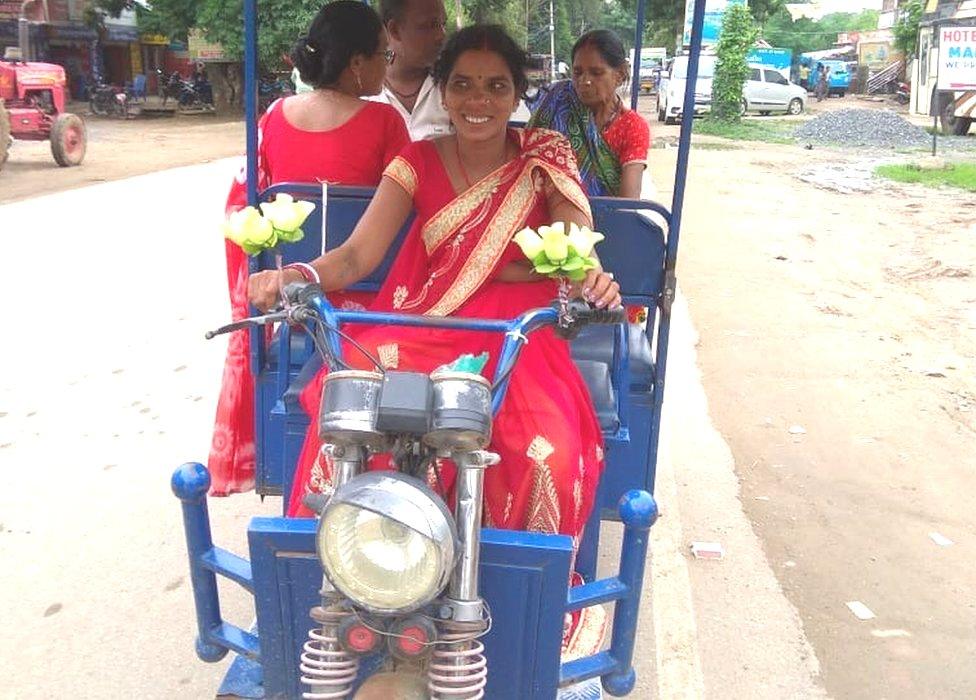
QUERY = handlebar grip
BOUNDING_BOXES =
[282,281,323,307]
[588,306,627,325]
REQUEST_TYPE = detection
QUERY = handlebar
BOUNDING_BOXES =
[206,281,625,410]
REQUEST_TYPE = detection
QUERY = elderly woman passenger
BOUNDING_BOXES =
[528,29,650,199]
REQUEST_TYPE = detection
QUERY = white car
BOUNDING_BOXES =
[656,54,717,124]
[741,65,806,116]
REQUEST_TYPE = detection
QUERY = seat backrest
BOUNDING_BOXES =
[588,197,668,307]
[255,185,669,302]
[256,184,411,292]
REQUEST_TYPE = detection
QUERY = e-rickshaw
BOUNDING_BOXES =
[172,1,711,697]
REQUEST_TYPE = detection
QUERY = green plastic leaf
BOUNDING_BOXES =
[561,256,585,271]
[534,262,560,274]
[566,268,587,281]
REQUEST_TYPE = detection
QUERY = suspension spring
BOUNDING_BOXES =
[300,605,359,700]
[427,620,488,699]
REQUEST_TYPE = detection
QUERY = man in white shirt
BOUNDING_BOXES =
[374,0,453,140]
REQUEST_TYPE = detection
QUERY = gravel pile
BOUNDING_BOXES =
[795,109,930,148]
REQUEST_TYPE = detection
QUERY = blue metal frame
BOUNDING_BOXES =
[173,462,657,697]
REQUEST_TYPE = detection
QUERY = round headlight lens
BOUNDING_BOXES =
[316,473,457,614]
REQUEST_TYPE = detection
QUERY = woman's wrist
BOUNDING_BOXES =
[283,262,321,285]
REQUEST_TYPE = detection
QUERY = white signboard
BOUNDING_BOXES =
[682,0,748,47]
[937,26,976,90]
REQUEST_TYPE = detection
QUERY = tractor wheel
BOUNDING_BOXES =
[0,100,10,171]
[50,113,87,167]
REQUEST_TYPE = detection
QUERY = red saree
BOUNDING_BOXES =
[288,129,606,549]
[210,99,408,495]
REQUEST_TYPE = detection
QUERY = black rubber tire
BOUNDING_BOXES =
[664,113,677,125]
[759,110,771,116]
[0,100,10,171]
[788,98,803,116]
[50,113,87,166]
[953,117,973,136]
[89,97,108,116]
[939,100,972,135]
[739,99,748,117]
[656,98,665,122]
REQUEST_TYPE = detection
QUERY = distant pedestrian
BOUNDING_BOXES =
[799,63,810,89]
[816,64,829,102]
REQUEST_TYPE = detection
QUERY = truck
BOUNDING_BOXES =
[913,5,975,136]
[629,47,668,94]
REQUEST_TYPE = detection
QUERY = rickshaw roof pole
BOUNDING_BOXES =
[244,0,258,207]
[629,0,646,111]
[667,0,706,275]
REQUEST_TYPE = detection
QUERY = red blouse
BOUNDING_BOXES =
[226,98,410,210]
[257,99,409,186]
[603,109,650,167]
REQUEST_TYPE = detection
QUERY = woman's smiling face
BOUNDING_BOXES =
[443,49,519,141]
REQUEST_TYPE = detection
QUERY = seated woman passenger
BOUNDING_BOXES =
[212,0,409,496]
[247,25,621,546]
[528,29,650,199]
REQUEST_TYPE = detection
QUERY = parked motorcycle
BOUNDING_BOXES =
[88,80,128,118]
[204,282,627,698]
[895,81,910,105]
[156,69,215,111]
[258,74,295,112]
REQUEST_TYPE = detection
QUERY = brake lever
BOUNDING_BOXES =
[204,311,288,339]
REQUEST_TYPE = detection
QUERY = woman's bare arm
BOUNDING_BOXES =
[248,176,412,310]
[309,177,413,290]
[618,163,645,200]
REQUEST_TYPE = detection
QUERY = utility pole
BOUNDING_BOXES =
[548,0,556,80]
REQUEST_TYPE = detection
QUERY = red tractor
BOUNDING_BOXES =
[0,52,87,172]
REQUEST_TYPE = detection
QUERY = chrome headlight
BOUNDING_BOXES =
[316,472,458,614]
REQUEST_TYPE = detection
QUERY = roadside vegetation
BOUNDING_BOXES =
[695,118,796,144]
[875,161,976,192]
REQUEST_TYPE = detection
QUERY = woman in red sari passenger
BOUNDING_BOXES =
[211,0,410,495]
[249,25,620,541]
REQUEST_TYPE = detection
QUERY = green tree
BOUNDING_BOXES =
[749,0,786,29]
[893,0,923,60]
[709,3,756,121]
[763,8,880,55]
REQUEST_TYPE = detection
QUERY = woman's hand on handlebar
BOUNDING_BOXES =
[248,268,305,312]
[578,269,621,310]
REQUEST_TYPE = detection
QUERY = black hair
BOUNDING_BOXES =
[572,29,627,70]
[291,0,382,89]
[379,0,408,25]
[433,24,529,97]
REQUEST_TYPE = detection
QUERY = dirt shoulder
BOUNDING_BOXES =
[649,136,976,699]
[0,111,243,205]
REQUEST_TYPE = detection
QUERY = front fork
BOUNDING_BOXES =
[300,445,365,700]
[427,450,497,700]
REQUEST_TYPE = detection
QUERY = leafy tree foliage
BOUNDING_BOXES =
[893,0,924,60]
[710,3,756,121]
[762,8,881,56]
